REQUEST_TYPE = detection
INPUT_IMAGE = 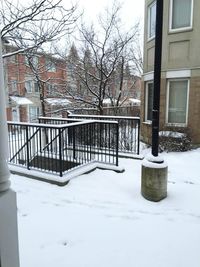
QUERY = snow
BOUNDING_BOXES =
[9,161,124,185]
[143,153,167,167]
[10,96,33,105]
[127,98,141,104]
[159,131,186,138]
[142,158,168,168]
[45,98,71,106]
[10,148,200,267]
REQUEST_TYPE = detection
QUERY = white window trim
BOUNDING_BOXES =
[166,78,190,127]
[145,81,153,122]
[147,1,156,41]
[143,72,154,81]
[169,0,193,33]
[166,69,191,79]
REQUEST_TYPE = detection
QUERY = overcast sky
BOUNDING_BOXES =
[77,0,145,30]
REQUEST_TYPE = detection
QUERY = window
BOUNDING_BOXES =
[10,80,18,92]
[29,106,40,122]
[166,79,189,125]
[25,80,33,93]
[46,59,56,72]
[34,82,39,93]
[47,83,57,96]
[25,79,39,93]
[170,0,193,31]
[32,56,39,68]
[145,82,154,121]
[148,1,156,40]
[25,56,39,68]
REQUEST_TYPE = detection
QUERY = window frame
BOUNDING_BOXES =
[147,1,156,41]
[25,80,33,93]
[145,81,154,122]
[10,80,18,93]
[169,0,193,33]
[25,55,39,68]
[25,78,40,94]
[166,78,190,126]
[29,106,40,122]
[47,83,57,96]
[46,58,57,72]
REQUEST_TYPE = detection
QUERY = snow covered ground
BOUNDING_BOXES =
[11,148,200,267]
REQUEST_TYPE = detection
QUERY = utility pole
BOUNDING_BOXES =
[0,35,20,267]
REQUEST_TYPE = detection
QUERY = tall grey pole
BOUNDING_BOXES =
[0,35,20,267]
[151,0,163,158]
[0,36,10,192]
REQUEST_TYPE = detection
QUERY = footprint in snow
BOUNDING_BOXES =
[184,181,195,185]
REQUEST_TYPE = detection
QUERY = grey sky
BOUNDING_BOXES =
[77,0,145,29]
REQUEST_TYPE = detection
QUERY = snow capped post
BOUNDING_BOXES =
[0,36,20,266]
[141,0,168,202]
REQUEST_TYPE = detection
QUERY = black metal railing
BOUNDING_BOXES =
[67,114,140,155]
[7,119,119,177]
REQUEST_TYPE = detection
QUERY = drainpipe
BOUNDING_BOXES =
[0,36,20,266]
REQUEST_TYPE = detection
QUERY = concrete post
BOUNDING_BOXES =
[0,37,20,266]
[141,155,168,202]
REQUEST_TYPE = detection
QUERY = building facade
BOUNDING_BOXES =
[141,0,200,145]
[3,44,71,122]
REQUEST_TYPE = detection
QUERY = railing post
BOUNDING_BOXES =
[26,126,30,170]
[89,124,92,161]
[59,128,63,177]
[116,123,119,166]
[39,128,42,153]
[73,126,76,160]
[137,119,140,155]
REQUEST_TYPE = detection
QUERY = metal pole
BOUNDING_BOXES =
[59,128,63,177]
[0,36,10,192]
[116,123,119,166]
[152,0,164,158]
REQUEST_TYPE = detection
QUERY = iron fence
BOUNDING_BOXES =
[7,119,119,177]
[68,114,140,155]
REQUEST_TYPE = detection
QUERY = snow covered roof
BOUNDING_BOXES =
[103,98,117,104]
[128,98,141,104]
[45,98,71,106]
[10,96,33,105]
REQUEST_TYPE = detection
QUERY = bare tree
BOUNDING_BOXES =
[1,0,80,119]
[130,37,143,76]
[1,0,79,57]
[61,3,141,114]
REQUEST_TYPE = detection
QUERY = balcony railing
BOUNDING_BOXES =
[8,119,119,177]
[68,114,140,155]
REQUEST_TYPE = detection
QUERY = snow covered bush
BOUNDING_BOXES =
[159,129,192,152]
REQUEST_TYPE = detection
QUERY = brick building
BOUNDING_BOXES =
[3,43,72,122]
[141,0,200,145]
[3,42,141,121]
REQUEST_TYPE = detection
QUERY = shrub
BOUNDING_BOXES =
[159,130,192,152]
